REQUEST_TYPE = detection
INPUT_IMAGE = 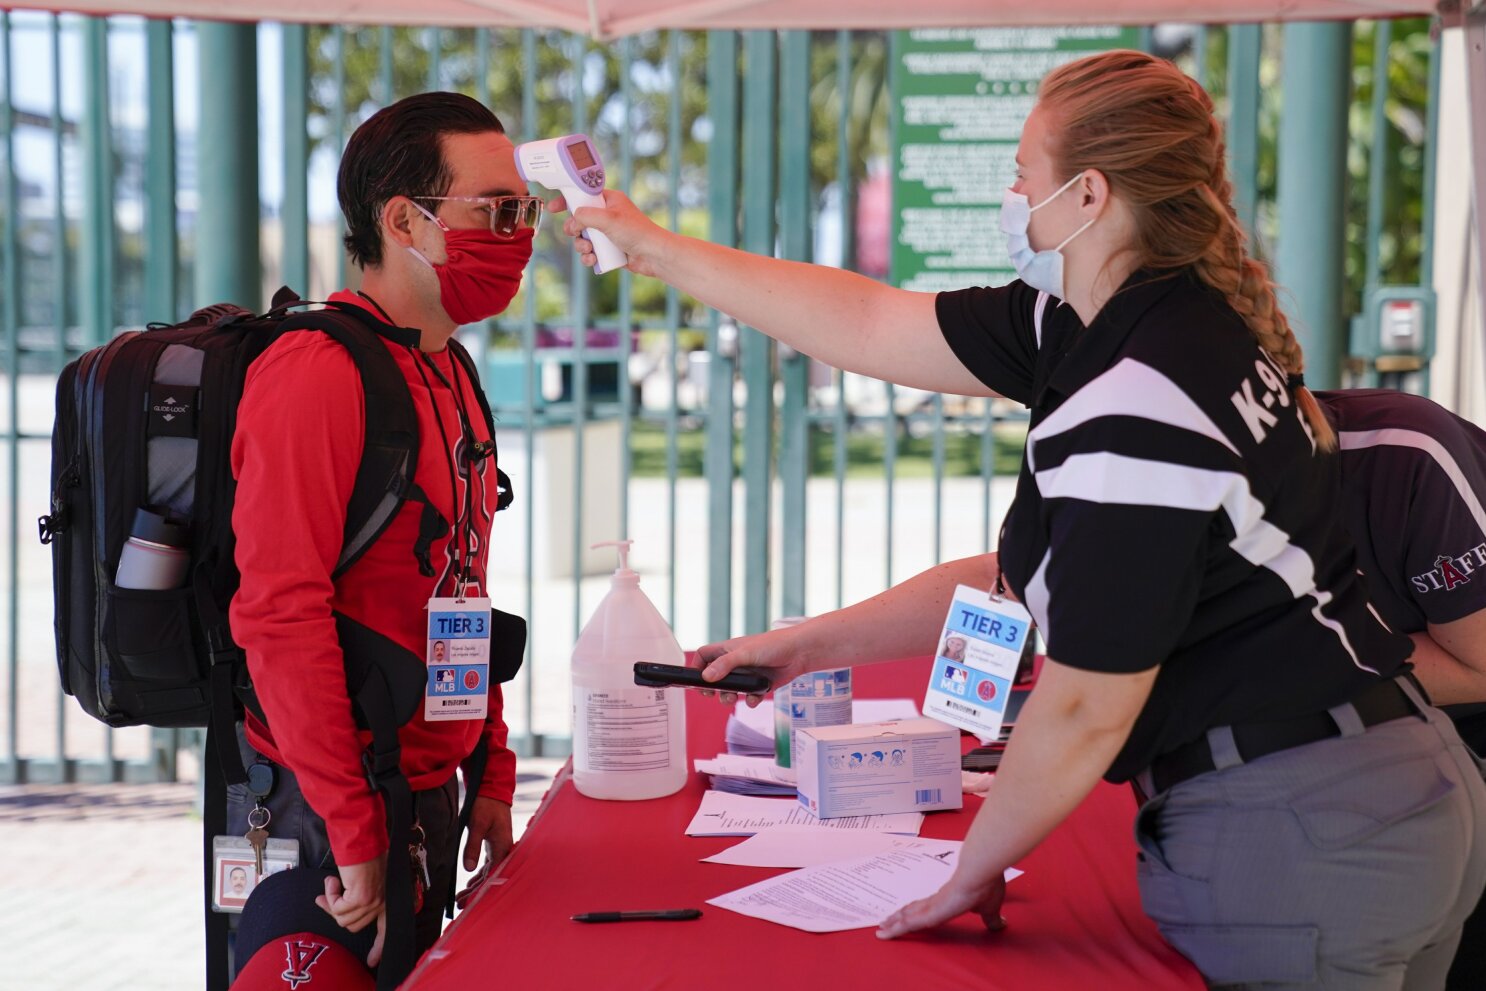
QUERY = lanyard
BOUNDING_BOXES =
[360,292,485,597]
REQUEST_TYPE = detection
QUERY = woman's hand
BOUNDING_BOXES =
[692,627,816,706]
[554,190,671,278]
[876,870,1007,940]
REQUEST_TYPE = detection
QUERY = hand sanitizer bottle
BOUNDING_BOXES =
[571,540,688,800]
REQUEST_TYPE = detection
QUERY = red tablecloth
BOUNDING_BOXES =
[405,658,1203,991]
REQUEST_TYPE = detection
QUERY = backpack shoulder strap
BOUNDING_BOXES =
[277,309,422,577]
[446,338,513,513]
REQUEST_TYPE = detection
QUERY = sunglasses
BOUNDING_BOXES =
[413,195,544,239]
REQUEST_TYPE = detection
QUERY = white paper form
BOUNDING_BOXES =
[702,826,962,868]
[708,850,1025,933]
[694,755,799,786]
[685,791,923,836]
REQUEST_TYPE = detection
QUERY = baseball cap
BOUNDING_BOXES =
[232,868,376,991]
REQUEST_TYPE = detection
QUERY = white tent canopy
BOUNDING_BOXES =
[15,0,1440,40]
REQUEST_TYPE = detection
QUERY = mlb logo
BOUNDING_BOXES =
[940,665,968,696]
[434,668,456,694]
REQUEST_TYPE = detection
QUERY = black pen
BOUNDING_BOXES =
[571,909,703,923]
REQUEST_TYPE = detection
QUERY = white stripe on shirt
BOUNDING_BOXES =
[1027,358,1238,472]
[1033,450,1375,674]
[1338,427,1486,537]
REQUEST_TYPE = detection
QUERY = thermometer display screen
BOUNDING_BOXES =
[567,140,596,170]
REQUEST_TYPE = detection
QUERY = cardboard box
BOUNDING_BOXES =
[796,717,963,818]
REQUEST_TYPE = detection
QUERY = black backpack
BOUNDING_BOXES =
[40,287,522,990]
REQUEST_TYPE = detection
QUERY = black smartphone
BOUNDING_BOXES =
[633,662,771,695]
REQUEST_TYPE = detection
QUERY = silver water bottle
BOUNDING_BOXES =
[115,509,190,590]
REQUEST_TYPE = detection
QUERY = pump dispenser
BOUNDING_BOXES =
[571,540,688,800]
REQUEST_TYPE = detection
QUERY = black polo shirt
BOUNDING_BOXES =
[1316,388,1486,745]
[936,271,1412,782]
[1314,388,1486,634]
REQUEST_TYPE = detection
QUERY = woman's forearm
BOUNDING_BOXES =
[1408,629,1486,705]
[649,234,992,396]
[952,661,1157,883]
[791,555,1003,671]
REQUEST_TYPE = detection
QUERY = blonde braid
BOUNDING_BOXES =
[1191,123,1338,451]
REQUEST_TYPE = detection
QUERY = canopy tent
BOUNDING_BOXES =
[6,0,1441,39]
[5,0,1483,395]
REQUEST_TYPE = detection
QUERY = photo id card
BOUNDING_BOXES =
[425,596,491,721]
[210,835,299,913]
[923,585,1033,742]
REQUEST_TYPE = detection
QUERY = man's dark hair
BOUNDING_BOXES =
[337,92,505,269]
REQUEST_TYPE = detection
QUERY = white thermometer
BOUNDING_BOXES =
[514,133,628,275]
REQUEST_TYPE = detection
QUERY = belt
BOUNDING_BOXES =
[1147,676,1423,795]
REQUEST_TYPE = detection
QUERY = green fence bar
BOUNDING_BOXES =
[705,30,739,642]
[380,26,394,105]
[282,23,310,294]
[476,29,490,109]
[981,404,994,552]
[1421,30,1441,288]
[665,30,684,622]
[1275,21,1352,388]
[145,20,177,321]
[568,31,591,639]
[519,28,539,751]
[1363,20,1391,292]
[1226,24,1261,245]
[2,9,18,779]
[1191,25,1208,85]
[741,30,777,633]
[834,31,852,611]
[82,18,113,345]
[617,35,634,541]
[195,22,261,308]
[333,25,347,287]
[778,30,810,619]
[50,16,67,371]
[427,27,441,90]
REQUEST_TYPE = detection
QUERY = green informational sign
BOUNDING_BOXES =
[890,27,1141,292]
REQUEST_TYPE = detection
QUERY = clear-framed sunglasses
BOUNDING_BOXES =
[413,195,544,239]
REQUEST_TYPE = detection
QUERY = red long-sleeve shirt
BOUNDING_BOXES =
[230,292,516,866]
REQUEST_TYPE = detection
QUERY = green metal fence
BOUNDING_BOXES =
[0,15,1443,782]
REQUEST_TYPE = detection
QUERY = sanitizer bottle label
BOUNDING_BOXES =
[574,686,675,773]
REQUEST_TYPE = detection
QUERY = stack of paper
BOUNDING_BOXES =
[693,755,797,797]
[724,704,774,758]
[722,697,925,760]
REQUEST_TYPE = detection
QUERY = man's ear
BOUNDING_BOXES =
[381,196,420,251]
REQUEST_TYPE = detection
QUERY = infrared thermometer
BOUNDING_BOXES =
[514,133,628,275]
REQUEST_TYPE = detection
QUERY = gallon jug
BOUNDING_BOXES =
[571,540,688,800]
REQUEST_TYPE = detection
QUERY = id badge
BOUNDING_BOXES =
[210,835,299,913]
[923,584,1033,741]
[425,595,491,721]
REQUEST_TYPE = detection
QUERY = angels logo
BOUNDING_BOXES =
[280,940,328,988]
[1437,554,1472,591]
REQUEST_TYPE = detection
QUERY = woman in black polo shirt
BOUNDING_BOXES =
[560,50,1486,988]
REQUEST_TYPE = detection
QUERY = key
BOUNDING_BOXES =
[409,844,428,914]
[246,804,272,877]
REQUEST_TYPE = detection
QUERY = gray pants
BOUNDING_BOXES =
[1135,681,1486,990]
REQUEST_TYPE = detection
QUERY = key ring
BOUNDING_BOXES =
[247,806,272,831]
[409,822,426,848]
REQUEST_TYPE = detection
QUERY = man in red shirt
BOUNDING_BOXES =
[228,91,539,967]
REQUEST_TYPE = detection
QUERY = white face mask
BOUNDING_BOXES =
[1000,171,1095,299]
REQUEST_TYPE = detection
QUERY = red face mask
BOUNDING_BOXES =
[408,209,534,325]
